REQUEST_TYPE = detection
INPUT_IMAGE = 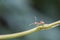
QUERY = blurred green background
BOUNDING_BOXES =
[0,0,60,40]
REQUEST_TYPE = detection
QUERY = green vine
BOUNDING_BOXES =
[0,20,60,40]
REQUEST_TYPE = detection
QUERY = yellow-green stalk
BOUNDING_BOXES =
[0,20,60,40]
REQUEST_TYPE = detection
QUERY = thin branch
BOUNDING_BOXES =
[0,20,60,39]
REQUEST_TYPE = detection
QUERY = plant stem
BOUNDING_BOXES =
[0,20,60,39]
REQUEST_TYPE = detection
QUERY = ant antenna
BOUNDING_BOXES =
[35,16,37,22]
[28,16,38,26]
[34,16,38,24]
[34,16,40,26]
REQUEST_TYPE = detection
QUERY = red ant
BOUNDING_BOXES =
[27,16,45,27]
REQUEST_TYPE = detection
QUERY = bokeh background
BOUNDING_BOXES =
[0,0,60,40]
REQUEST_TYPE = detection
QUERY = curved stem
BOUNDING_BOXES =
[0,20,60,39]
[0,27,39,39]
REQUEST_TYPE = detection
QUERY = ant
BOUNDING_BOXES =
[27,16,45,27]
